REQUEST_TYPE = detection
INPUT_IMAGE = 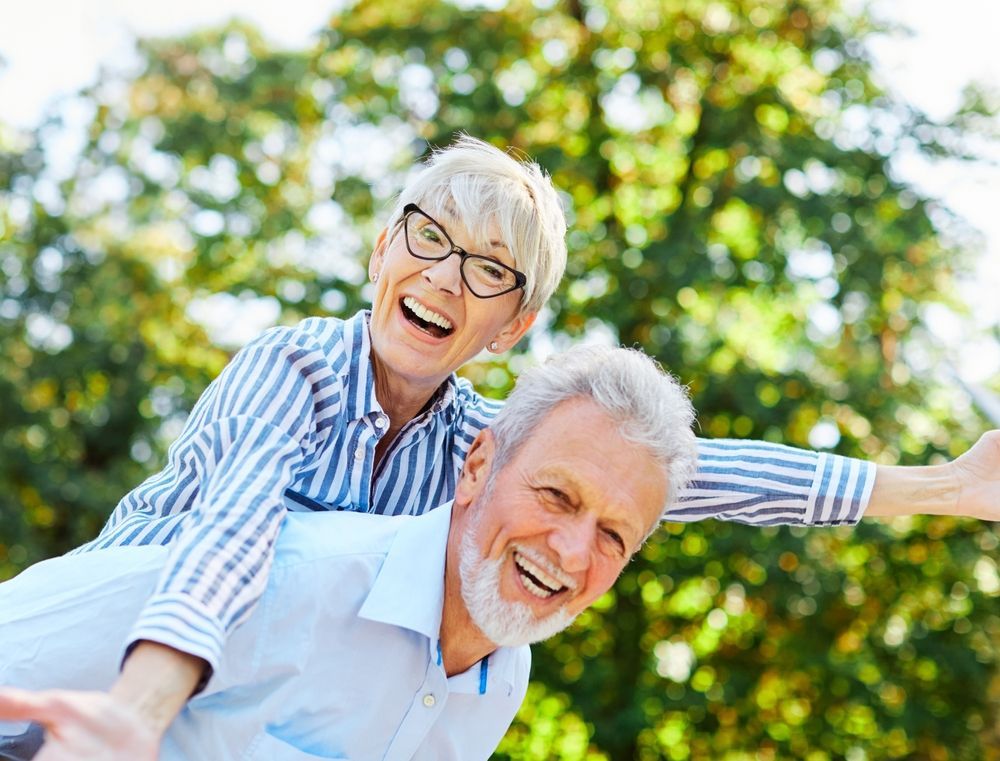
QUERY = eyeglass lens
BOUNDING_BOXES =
[405,211,519,296]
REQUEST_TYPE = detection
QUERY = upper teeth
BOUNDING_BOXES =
[514,549,572,599]
[404,297,453,331]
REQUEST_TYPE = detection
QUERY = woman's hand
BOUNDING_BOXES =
[0,688,159,761]
[866,429,1000,520]
[950,430,1000,521]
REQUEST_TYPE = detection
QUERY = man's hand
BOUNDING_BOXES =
[866,430,1000,520]
[950,430,1000,521]
[0,688,159,761]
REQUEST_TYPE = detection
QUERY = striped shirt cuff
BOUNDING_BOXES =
[805,453,877,526]
[124,593,227,694]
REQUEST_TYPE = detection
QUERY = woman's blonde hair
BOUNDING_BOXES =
[387,136,567,314]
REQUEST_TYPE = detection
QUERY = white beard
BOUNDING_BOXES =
[458,510,575,647]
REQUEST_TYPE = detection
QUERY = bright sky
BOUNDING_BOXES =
[1,0,998,386]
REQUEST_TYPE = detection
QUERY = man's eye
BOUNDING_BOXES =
[603,528,626,553]
[541,487,570,505]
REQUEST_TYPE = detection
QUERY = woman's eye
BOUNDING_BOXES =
[420,226,442,244]
[481,262,505,281]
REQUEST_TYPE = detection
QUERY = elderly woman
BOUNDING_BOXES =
[3,136,996,761]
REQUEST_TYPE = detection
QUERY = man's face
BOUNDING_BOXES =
[452,398,668,647]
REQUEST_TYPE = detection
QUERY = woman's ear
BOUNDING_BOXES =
[490,310,537,353]
[368,228,389,282]
[454,428,495,509]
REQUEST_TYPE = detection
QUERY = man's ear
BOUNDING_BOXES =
[368,228,389,282]
[455,428,495,509]
[490,310,537,354]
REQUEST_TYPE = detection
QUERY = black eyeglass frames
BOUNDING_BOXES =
[400,203,527,299]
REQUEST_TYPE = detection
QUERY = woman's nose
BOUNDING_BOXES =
[421,254,464,295]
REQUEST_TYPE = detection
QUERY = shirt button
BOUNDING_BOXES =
[375,416,388,429]
[354,448,364,461]
[422,694,436,708]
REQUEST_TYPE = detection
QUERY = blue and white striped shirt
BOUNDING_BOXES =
[75,310,875,675]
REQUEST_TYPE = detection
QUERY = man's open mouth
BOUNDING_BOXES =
[401,296,454,339]
[513,550,569,600]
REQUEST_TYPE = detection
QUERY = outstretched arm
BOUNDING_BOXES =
[864,430,1000,520]
[12,324,342,757]
[671,439,875,526]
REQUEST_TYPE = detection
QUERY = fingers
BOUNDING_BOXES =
[0,688,102,732]
[0,688,160,761]
[0,688,57,724]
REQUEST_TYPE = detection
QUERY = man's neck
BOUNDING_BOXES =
[440,527,497,677]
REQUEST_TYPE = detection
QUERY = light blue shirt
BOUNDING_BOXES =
[0,506,530,760]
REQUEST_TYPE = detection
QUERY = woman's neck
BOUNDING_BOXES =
[370,353,446,433]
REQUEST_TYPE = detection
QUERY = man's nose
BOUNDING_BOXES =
[547,517,593,574]
[421,253,463,295]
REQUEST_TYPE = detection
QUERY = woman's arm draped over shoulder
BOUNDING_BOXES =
[124,323,342,678]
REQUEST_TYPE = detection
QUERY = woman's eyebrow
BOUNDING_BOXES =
[439,202,511,253]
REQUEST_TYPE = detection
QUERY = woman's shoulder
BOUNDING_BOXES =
[451,375,505,427]
[245,314,356,357]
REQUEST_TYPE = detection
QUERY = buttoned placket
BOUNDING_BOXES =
[382,648,449,761]
[369,402,447,513]
[350,413,391,513]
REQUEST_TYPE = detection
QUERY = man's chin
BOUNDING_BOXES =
[458,518,575,646]
[472,601,575,648]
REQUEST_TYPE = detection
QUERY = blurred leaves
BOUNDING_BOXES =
[1,0,998,758]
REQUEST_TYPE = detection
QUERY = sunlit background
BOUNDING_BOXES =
[2,2,999,759]
[1,0,998,384]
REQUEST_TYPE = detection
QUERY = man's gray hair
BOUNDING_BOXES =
[489,345,698,524]
[387,135,567,315]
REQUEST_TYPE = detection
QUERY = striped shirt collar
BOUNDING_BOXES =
[341,310,461,425]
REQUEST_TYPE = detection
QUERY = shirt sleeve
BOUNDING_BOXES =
[124,327,342,679]
[667,438,876,526]
[448,377,503,468]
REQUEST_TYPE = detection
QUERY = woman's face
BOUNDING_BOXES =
[367,208,536,397]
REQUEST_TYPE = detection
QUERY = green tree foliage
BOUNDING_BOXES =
[1,0,998,757]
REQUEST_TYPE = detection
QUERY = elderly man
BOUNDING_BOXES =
[0,344,697,761]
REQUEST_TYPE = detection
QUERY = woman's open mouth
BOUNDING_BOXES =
[400,296,455,339]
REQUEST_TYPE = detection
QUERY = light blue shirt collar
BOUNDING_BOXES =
[358,502,521,696]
